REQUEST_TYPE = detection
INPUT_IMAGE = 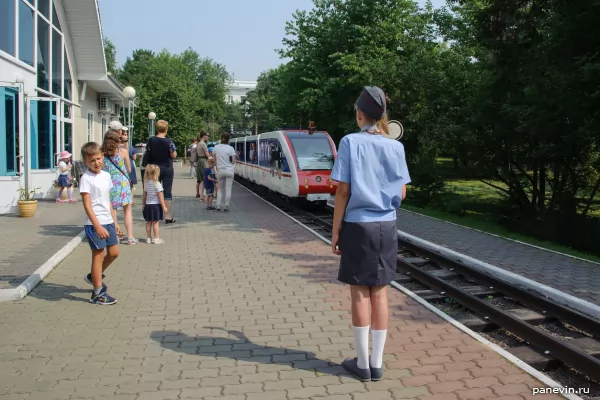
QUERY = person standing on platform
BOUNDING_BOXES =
[330,86,410,382]
[213,132,236,212]
[189,138,198,179]
[195,132,210,200]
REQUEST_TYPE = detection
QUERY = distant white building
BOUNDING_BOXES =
[226,80,257,104]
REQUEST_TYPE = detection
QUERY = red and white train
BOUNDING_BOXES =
[230,129,338,204]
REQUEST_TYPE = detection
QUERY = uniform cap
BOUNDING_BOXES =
[355,86,386,120]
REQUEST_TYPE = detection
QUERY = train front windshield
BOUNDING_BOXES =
[286,132,335,170]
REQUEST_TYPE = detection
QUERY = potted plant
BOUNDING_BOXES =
[17,186,39,218]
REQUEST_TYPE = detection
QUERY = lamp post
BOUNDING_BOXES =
[148,111,156,139]
[122,86,136,146]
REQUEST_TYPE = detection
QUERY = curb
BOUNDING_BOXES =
[0,230,85,302]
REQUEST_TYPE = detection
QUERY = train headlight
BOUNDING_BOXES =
[316,176,321,182]
[304,178,308,183]
[305,185,309,189]
[330,185,333,188]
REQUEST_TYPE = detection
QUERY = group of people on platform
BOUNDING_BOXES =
[70,85,410,386]
[187,131,236,211]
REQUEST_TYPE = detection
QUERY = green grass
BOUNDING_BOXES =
[401,203,600,264]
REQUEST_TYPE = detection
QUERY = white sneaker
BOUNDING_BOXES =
[153,238,164,244]
[146,238,152,244]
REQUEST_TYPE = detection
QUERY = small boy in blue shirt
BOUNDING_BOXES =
[204,158,217,210]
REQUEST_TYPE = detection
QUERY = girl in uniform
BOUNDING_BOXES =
[330,86,410,381]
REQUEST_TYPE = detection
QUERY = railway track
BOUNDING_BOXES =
[235,176,600,399]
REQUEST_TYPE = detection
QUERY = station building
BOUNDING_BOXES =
[0,0,126,214]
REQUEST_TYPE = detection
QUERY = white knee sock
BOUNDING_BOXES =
[370,329,387,368]
[352,326,370,369]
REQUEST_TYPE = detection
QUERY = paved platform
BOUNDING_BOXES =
[0,170,562,400]
[396,211,600,306]
[0,194,83,290]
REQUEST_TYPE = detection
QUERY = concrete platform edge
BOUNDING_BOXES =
[398,230,600,321]
[390,280,579,400]
[0,230,85,302]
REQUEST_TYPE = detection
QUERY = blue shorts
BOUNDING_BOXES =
[85,223,118,250]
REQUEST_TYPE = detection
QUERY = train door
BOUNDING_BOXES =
[246,138,258,182]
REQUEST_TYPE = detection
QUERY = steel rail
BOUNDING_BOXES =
[398,258,600,382]
[398,238,600,339]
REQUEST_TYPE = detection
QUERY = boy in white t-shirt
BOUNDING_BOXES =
[79,142,120,305]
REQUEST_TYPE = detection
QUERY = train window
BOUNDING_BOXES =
[247,141,257,164]
[286,132,334,170]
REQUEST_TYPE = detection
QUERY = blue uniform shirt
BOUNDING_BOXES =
[330,125,411,223]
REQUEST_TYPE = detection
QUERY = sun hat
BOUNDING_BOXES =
[122,126,129,132]
[60,151,72,159]
[355,86,386,120]
[108,120,123,130]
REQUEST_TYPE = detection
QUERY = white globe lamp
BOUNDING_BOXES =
[148,112,156,120]
[123,86,136,99]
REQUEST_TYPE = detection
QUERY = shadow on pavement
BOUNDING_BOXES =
[151,327,350,378]
[38,224,83,237]
[0,274,91,303]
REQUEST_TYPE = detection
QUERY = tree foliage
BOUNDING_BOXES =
[243,0,600,254]
[116,48,231,153]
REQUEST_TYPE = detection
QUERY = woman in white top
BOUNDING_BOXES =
[213,132,236,212]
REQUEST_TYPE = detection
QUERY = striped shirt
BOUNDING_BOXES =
[144,180,164,205]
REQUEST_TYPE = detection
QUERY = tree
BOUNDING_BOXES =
[103,37,119,76]
[118,48,231,153]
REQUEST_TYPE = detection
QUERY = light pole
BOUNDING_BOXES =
[122,86,136,146]
[148,111,156,139]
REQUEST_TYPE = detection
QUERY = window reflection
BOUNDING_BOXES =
[37,16,49,90]
[63,48,72,100]
[0,0,15,56]
[51,29,62,95]
[37,0,49,19]
[18,1,35,66]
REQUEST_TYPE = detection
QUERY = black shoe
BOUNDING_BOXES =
[370,366,383,381]
[341,358,371,382]
[165,219,176,224]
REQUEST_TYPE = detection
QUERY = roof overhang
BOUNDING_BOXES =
[62,0,124,98]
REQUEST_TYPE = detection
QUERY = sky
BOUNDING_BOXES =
[99,0,446,82]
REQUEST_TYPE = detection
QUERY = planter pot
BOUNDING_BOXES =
[17,200,37,218]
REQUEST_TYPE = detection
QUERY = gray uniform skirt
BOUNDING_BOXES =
[338,220,398,286]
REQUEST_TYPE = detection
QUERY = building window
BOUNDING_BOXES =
[87,112,94,142]
[18,1,35,66]
[64,122,72,155]
[37,16,50,90]
[29,99,57,170]
[63,47,72,100]
[51,28,61,95]
[52,3,61,32]
[38,0,50,20]
[0,88,19,176]
[0,0,16,56]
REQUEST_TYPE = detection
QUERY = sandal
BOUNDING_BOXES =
[56,199,64,203]
[165,219,176,224]
[68,199,78,203]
